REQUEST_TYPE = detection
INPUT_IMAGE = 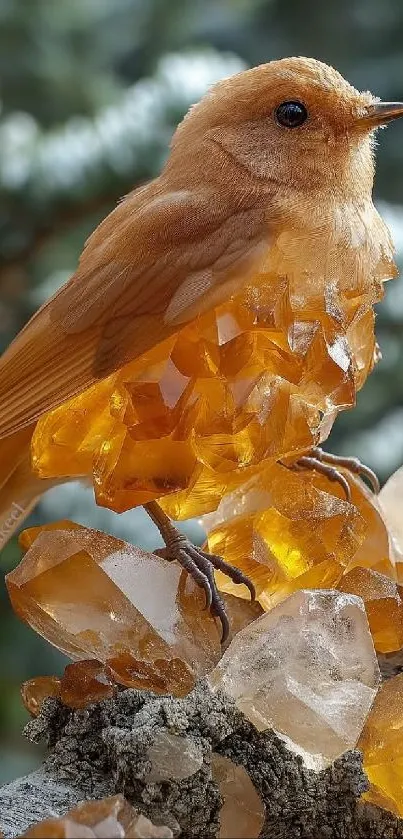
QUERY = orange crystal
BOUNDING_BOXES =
[21,675,61,717]
[358,673,403,816]
[30,268,379,519]
[338,567,403,653]
[20,794,173,838]
[203,466,369,605]
[7,522,221,698]
[60,660,116,709]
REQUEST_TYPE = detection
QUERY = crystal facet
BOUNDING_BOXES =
[146,731,203,782]
[378,465,403,576]
[211,753,265,839]
[208,589,380,770]
[60,660,116,709]
[7,523,221,698]
[338,567,403,653]
[358,673,403,816]
[21,675,61,717]
[20,795,173,838]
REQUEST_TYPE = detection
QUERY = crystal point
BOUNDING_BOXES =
[339,567,403,652]
[7,523,221,698]
[21,675,61,717]
[209,589,380,770]
[60,660,116,709]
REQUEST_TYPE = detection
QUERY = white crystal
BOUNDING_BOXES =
[208,589,380,770]
[146,731,203,782]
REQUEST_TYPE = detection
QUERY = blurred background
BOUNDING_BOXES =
[1,0,403,783]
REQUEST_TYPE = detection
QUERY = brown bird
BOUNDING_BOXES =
[1,57,403,640]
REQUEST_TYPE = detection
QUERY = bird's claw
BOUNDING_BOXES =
[160,535,255,644]
[287,447,380,502]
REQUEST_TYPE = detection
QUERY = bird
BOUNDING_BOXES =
[0,56,402,642]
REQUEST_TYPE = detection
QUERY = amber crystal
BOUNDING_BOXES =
[20,795,173,838]
[203,465,398,607]
[358,673,403,816]
[338,567,403,653]
[29,266,378,519]
[211,753,265,839]
[7,523,221,698]
[21,675,61,717]
[203,465,364,605]
[60,660,116,709]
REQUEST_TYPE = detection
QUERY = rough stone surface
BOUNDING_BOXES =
[1,681,403,838]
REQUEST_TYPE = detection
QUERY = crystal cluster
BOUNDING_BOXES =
[30,270,380,517]
[9,474,403,823]
[7,522,222,698]
[205,467,389,581]
[20,795,173,838]
[208,589,380,770]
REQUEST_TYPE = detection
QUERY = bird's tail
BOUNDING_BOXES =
[0,428,56,551]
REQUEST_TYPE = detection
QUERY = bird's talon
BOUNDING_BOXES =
[311,447,380,494]
[145,502,253,645]
[287,447,379,501]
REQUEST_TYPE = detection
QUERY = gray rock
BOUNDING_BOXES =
[1,680,403,838]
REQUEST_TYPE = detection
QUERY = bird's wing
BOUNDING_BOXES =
[0,182,267,437]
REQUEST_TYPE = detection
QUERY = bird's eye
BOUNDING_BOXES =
[275,101,308,128]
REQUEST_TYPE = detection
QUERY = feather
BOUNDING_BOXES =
[0,179,267,437]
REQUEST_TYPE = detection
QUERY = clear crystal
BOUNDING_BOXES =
[146,731,203,782]
[209,589,380,770]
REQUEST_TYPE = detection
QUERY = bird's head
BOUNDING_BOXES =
[171,57,403,216]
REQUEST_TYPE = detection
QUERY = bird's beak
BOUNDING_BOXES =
[360,101,403,127]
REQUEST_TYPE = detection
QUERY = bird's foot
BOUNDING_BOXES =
[144,500,255,644]
[156,535,255,644]
[286,446,379,503]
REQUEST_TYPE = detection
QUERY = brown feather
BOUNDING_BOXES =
[0,56,396,441]
[0,177,268,437]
